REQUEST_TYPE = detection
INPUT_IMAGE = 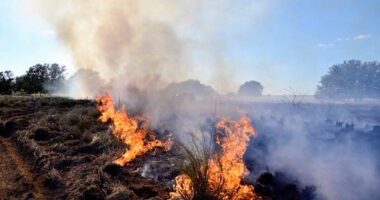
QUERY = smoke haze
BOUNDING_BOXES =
[245,103,380,200]
[34,0,275,96]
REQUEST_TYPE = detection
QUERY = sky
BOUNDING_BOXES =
[0,0,379,95]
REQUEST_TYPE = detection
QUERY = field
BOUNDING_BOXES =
[1,96,380,200]
[242,101,380,200]
[0,96,173,200]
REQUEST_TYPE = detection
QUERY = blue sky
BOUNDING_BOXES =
[0,0,379,94]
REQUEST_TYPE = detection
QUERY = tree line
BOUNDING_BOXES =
[1,59,380,100]
[316,60,380,100]
[0,63,66,95]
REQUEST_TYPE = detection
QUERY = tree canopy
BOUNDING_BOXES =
[165,79,216,98]
[0,63,66,95]
[316,60,380,100]
[0,70,14,95]
[238,80,263,97]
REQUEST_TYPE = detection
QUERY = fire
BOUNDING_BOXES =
[170,174,194,200]
[170,116,260,200]
[208,116,258,199]
[96,95,172,166]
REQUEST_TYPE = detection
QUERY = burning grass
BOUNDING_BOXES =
[96,94,172,166]
[0,95,272,199]
[0,96,171,199]
[170,116,261,200]
[95,95,263,199]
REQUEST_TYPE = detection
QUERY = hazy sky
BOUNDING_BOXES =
[0,0,379,94]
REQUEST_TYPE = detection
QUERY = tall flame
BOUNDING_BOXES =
[96,95,172,166]
[171,116,260,200]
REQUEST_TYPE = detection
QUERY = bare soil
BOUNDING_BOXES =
[0,137,47,200]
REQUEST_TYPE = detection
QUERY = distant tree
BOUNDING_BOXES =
[14,75,27,94]
[165,79,216,98]
[48,63,66,81]
[0,70,14,95]
[14,63,66,94]
[316,60,380,100]
[22,64,49,94]
[238,80,263,97]
[46,63,66,93]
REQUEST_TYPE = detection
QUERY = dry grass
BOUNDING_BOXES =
[0,96,170,199]
[174,133,224,200]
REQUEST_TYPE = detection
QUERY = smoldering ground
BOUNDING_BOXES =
[244,102,380,200]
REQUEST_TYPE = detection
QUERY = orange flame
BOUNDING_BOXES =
[96,95,172,166]
[171,116,260,200]
[170,174,194,200]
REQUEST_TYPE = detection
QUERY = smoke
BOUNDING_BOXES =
[28,0,280,146]
[32,0,275,143]
[53,69,107,99]
[35,0,188,92]
[31,2,380,199]
[33,0,275,96]
[245,102,380,200]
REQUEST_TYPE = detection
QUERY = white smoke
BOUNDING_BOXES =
[33,0,276,96]
[246,102,380,200]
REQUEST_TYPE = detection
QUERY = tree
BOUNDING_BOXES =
[165,79,216,98]
[22,64,49,94]
[0,70,14,95]
[46,63,66,93]
[14,75,27,94]
[15,63,66,94]
[238,80,263,97]
[316,60,380,100]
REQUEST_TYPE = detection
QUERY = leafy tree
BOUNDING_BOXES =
[46,63,66,93]
[14,75,27,94]
[238,80,263,97]
[316,60,380,100]
[165,79,216,97]
[22,64,49,94]
[0,70,14,95]
[14,63,66,94]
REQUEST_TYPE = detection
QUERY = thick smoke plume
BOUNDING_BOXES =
[38,0,189,95]
[33,0,272,143]
[33,0,276,153]
[35,0,273,97]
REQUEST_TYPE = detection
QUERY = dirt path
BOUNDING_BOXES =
[0,137,48,200]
